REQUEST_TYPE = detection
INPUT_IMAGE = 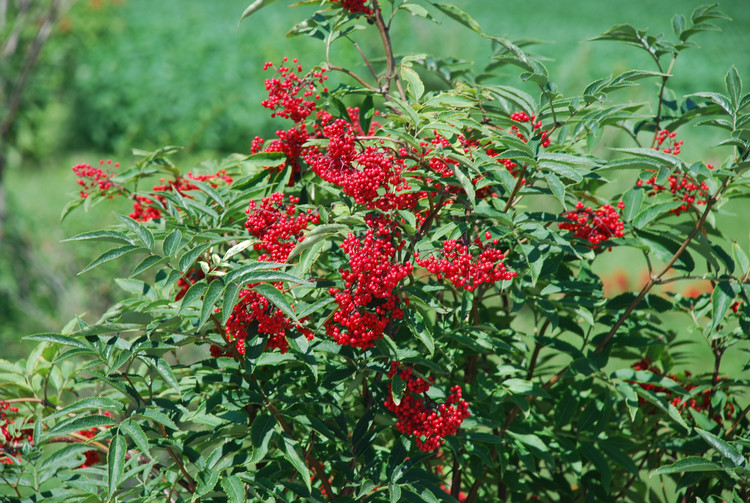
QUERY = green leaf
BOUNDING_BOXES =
[710,281,739,333]
[695,428,745,467]
[221,475,246,503]
[287,224,348,261]
[251,283,301,324]
[725,66,742,110]
[281,434,311,493]
[131,255,168,277]
[179,243,211,273]
[117,214,155,250]
[406,309,434,356]
[543,172,566,209]
[221,281,242,325]
[401,66,425,101]
[632,200,685,229]
[391,372,405,406]
[431,2,483,34]
[239,0,279,23]
[163,229,183,257]
[222,240,255,263]
[136,407,178,430]
[62,230,134,245]
[250,413,276,464]
[119,419,152,460]
[732,242,749,276]
[46,414,117,437]
[47,397,122,421]
[650,456,723,477]
[79,245,142,275]
[150,357,181,395]
[579,441,611,492]
[200,278,225,327]
[621,186,644,221]
[108,434,127,499]
[179,280,207,315]
[24,333,91,350]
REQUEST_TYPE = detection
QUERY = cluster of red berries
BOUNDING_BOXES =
[326,217,412,349]
[384,363,470,452]
[261,58,328,123]
[558,201,625,249]
[415,233,516,292]
[130,170,233,222]
[306,119,415,211]
[72,159,119,198]
[1,400,28,465]
[332,0,373,15]
[636,130,710,216]
[219,286,313,356]
[631,358,735,425]
[244,193,320,262]
[508,111,550,148]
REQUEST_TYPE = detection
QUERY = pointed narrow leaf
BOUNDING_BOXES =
[222,281,242,324]
[47,397,122,421]
[178,243,211,273]
[725,66,741,110]
[117,214,155,250]
[650,456,723,476]
[221,475,246,503]
[240,0,279,23]
[150,357,181,395]
[251,283,300,324]
[119,419,152,460]
[401,66,425,101]
[432,3,483,33]
[179,280,207,315]
[710,281,738,333]
[131,255,168,277]
[281,434,311,493]
[108,434,127,498]
[391,373,405,406]
[80,245,142,275]
[250,413,276,464]
[24,333,91,350]
[163,229,183,257]
[200,278,225,327]
[695,428,745,467]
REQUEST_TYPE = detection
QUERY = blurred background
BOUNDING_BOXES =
[1,0,748,359]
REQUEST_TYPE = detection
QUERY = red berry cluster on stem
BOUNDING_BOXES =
[558,201,625,249]
[384,362,470,452]
[326,216,412,349]
[244,192,320,263]
[72,159,119,198]
[415,233,516,292]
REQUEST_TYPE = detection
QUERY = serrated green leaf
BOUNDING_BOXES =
[406,310,434,356]
[650,456,723,476]
[24,333,91,350]
[432,2,483,34]
[621,186,644,221]
[250,413,276,464]
[695,428,745,467]
[725,66,741,110]
[391,372,405,406]
[47,397,122,421]
[732,242,749,276]
[222,281,242,325]
[632,200,685,229]
[543,172,566,209]
[119,419,152,460]
[239,0,279,23]
[164,229,183,257]
[179,280,207,315]
[62,230,134,245]
[287,224,348,261]
[281,434,311,493]
[80,245,142,275]
[131,255,168,277]
[46,414,117,437]
[401,66,425,101]
[136,407,178,430]
[251,283,300,324]
[200,279,225,327]
[108,434,127,499]
[117,214,155,250]
[710,281,739,333]
[179,243,211,273]
[149,357,181,395]
[221,475,246,503]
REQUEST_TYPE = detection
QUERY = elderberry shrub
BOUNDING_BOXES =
[3,2,750,502]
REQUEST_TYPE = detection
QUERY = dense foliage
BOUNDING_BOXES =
[2,1,750,501]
